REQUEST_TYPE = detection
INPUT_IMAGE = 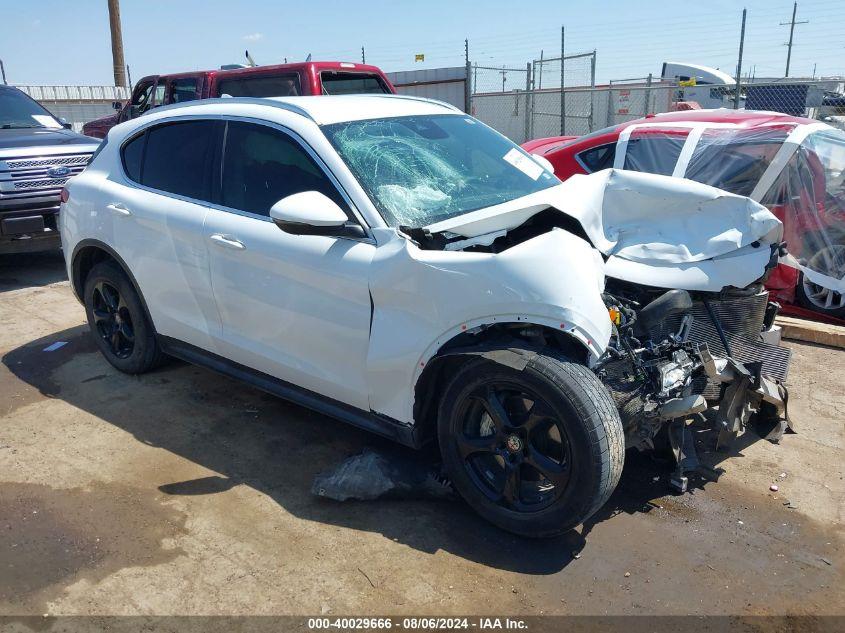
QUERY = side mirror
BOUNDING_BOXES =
[112,100,124,110]
[269,191,363,237]
[59,118,73,129]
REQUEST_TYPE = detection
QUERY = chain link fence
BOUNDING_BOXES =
[470,75,845,144]
[471,52,601,143]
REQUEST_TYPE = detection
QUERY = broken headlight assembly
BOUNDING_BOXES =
[655,350,695,396]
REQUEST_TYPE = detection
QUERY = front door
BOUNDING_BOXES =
[204,120,374,409]
[123,76,158,122]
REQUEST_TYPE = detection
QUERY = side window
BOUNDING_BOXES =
[320,73,390,95]
[140,120,216,200]
[216,74,301,98]
[170,78,199,104]
[221,121,347,216]
[576,143,616,173]
[152,80,166,108]
[129,82,154,119]
[623,134,686,176]
[121,132,146,182]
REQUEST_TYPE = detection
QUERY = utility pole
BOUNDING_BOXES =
[107,0,127,87]
[780,2,808,77]
[361,46,365,64]
[560,25,565,135]
[500,66,507,92]
[734,8,746,109]
[464,38,469,66]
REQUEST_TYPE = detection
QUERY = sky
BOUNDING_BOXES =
[2,0,844,88]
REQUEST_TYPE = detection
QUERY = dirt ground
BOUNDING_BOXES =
[0,251,843,617]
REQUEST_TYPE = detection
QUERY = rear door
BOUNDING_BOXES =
[102,118,222,350]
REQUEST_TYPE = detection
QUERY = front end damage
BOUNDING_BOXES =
[597,284,790,492]
[417,168,793,490]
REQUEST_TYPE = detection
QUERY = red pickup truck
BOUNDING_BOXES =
[82,61,395,138]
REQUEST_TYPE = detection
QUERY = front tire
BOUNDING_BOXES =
[437,351,624,538]
[83,260,164,374]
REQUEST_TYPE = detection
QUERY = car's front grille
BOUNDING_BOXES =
[6,155,90,170]
[0,152,92,204]
[14,177,71,190]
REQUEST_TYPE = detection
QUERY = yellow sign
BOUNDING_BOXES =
[414,54,425,62]
[679,78,697,87]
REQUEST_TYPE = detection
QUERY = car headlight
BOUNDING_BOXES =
[656,350,694,395]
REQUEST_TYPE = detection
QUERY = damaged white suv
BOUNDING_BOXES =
[61,95,790,537]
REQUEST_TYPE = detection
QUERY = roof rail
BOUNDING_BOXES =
[145,97,315,121]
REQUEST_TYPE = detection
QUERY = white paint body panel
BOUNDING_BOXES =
[366,227,610,422]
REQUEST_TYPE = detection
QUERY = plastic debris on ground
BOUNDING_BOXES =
[312,447,455,502]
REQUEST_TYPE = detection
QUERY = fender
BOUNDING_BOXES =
[69,238,157,331]
[366,229,612,425]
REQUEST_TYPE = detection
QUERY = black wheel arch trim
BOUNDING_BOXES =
[70,239,157,332]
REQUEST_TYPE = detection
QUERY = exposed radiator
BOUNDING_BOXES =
[648,290,791,384]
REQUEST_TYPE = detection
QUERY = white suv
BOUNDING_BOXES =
[61,95,788,536]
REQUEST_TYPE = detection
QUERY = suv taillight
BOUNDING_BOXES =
[60,188,70,203]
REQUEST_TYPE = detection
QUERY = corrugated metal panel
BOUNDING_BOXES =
[387,67,467,111]
[15,85,130,101]
[12,85,129,133]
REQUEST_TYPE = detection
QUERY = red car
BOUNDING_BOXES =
[524,110,845,319]
[83,61,395,139]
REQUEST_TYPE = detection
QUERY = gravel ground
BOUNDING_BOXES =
[0,251,843,617]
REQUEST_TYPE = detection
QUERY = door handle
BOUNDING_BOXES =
[106,203,132,217]
[209,233,246,250]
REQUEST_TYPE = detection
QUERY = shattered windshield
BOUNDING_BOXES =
[322,114,558,227]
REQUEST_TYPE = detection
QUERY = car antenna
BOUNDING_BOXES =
[245,50,258,67]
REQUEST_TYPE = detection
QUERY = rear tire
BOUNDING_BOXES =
[437,350,624,538]
[83,260,164,374]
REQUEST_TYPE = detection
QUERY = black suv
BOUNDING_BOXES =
[0,85,99,254]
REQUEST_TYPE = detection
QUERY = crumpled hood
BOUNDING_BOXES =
[428,169,782,263]
[426,169,783,291]
[558,169,782,263]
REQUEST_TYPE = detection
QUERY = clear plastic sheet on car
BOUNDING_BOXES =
[682,125,845,307]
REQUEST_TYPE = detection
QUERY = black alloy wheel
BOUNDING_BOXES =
[438,353,625,537]
[455,382,572,512]
[91,280,135,359]
[83,260,165,374]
